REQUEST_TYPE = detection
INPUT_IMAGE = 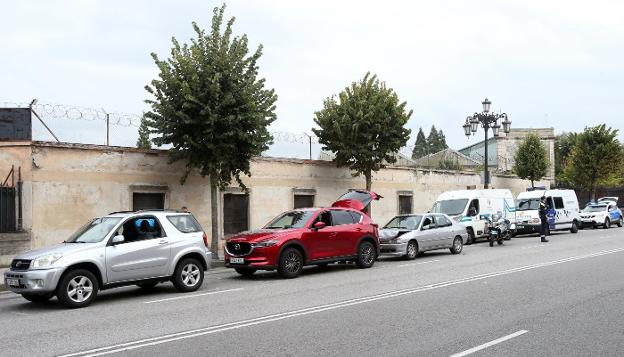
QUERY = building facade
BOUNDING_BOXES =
[0,141,550,262]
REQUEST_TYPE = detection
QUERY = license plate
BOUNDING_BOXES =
[6,278,19,287]
[517,225,525,229]
[230,257,245,264]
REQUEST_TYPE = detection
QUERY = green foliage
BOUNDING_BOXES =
[565,125,620,199]
[144,4,277,188]
[411,128,428,159]
[513,133,549,188]
[438,158,461,171]
[136,115,152,149]
[554,132,578,186]
[312,73,412,190]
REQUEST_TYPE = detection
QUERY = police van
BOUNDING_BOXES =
[515,189,581,235]
[431,189,516,244]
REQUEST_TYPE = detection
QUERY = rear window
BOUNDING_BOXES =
[167,215,202,233]
[331,210,357,225]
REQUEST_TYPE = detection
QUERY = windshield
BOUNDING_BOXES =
[516,198,540,211]
[264,211,316,229]
[431,199,468,216]
[384,215,423,230]
[65,217,122,243]
[583,205,607,213]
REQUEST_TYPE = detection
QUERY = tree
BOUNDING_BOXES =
[145,4,277,256]
[426,125,440,154]
[554,132,578,186]
[411,128,428,159]
[513,133,549,188]
[136,114,152,149]
[436,129,449,152]
[313,72,412,191]
[565,125,620,200]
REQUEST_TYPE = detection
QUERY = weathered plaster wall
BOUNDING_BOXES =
[2,142,550,257]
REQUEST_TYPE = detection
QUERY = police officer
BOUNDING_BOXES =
[539,196,549,243]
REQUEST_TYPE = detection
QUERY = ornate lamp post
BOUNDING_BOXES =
[463,98,511,189]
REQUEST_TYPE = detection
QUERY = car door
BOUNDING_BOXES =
[105,216,171,283]
[419,215,437,250]
[329,209,360,257]
[435,215,454,247]
[302,210,338,261]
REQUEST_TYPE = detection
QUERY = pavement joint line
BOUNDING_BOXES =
[142,288,244,304]
[449,330,529,357]
[397,259,441,267]
[57,246,624,357]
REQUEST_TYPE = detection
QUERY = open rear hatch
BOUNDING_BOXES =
[332,190,381,212]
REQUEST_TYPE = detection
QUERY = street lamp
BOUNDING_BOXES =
[463,98,511,189]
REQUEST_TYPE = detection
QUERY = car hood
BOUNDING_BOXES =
[378,228,413,242]
[14,243,98,260]
[227,229,300,243]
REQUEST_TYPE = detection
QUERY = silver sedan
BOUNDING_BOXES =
[379,213,468,260]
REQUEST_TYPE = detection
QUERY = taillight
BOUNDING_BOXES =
[202,232,209,248]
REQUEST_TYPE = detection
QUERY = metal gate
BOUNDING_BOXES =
[1,166,22,233]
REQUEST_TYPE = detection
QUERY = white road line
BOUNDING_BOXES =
[59,247,624,357]
[143,288,243,304]
[398,259,440,267]
[450,330,528,357]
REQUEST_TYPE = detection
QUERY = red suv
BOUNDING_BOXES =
[224,190,381,278]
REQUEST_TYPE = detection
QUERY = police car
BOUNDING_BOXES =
[580,200,623,229]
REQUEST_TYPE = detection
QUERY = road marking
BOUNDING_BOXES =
[522,244,547,250]
[398,259,440,267]
[450,330,528,357]
[59,247,624,357]
[142,288,243,304]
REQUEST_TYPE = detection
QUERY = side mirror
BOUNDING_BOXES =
[313,221,327,230]
[112,235,125,244]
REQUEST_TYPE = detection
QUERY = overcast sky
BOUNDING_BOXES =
[1,0,623,157]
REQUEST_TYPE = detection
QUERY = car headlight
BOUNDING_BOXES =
[251,240,278,248]
[31,253,63,268]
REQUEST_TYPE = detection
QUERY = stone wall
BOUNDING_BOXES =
[0,141,551,259]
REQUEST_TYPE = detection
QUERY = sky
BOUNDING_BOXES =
[1,0,623,158]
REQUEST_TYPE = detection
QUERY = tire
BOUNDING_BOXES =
[235,268,257,277]
[172,258,204,292]
[356,241,376,269]
[136,282,158,289]
[405,240,418,260]
[21,293,53,303]
[604,218,610,229]
[56,269,99,309]
[278,247,304,279]
[465,229,475,245]
[617,217,623,228]
[450,236,463,254]
[570,221,579,234]
[489,240,494,247]
[497,239,504,245]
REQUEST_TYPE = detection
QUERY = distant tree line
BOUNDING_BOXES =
[411,126,448,160]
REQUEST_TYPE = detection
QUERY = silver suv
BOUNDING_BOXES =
[3,210,213,308]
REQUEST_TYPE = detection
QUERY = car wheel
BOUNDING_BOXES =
[405,240,418,260]
[450,236,463,254]
[465,229,475,245]
[235,268,257,277]
[604,218,610,229]
[617,217,623,227]
[22,293,53,303]
[56,269,98,309]
[570,221,579,234]
[278,247,304,279]
[136,282,158,289]
[172,258,204,292]
[356,241,376,269]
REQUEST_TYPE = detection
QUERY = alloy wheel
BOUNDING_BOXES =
[66,276,94,303]
[406,241,417,259]
[181,263,201,287]
[453,237,463,253]
[361,245,375,265]
[284,251,301,273]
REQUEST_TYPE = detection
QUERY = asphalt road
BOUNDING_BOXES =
[1,227,623,357]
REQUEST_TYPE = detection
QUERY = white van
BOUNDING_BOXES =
[431,189,516,244]
[515,189,581,235]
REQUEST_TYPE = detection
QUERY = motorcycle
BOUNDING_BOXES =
[486,214,511,247]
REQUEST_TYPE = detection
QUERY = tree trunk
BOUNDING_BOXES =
[210,180,220,259]
[531,179,535,189]
[364,170,372,216]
